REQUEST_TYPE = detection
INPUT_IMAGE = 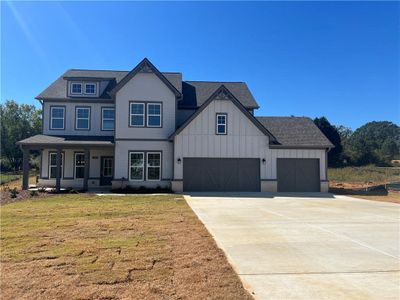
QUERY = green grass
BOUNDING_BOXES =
[328,166,400,183]
[1,194,184,283]
[0,173,21,185]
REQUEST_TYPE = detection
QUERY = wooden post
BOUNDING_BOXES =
[83,149,90,191]
[55,149,62,192]
[22,147,30,190]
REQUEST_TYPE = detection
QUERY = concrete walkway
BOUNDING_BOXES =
[185,194,400,300]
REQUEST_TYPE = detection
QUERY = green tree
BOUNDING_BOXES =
[0,100,42,171]
[313,117,343,167]
[346,121,399,165]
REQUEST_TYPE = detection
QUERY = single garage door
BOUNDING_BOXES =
[277,158,320,192]
[183,158,260,192]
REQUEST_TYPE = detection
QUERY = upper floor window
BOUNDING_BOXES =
[69,82,97,96]
[50,106,65,130]
[102,107,115,131]
[75,107,90,130]
[130,103,145,127]
[129,102,162,128]
[216,113,227,135]
[85,83,96,95]
[147,103,162,127]
[71,83,82,95]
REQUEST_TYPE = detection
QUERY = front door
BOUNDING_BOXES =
[100,157,113,186]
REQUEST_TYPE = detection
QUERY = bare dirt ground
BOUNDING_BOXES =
[330,181,400,204]
[1,194,252,300]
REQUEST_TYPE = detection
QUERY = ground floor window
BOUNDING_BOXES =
[49,152,64,179]
[129,152,144,181]
[129,151,161,181]
[74,153,86,179]
[147,152,161,180]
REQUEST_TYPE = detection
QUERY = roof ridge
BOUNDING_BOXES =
[256,116,310,119]
[185,80,246,83]
[68,69,130,72]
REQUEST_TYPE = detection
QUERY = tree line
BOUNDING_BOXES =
[0,100,399,171]
[314,117,399,167]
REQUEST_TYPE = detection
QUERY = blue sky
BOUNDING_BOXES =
[1,1,399,129]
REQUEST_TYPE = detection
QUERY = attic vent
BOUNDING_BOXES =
[138,61,153,73]
[214,88,232,100]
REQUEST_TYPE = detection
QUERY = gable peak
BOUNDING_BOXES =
[213,85,234,101]
[138,58,154,73]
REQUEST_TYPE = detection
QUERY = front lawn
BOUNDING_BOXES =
[0,194,251,299]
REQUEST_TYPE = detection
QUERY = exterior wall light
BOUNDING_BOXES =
[177,158,182,164]
[262,158,266,164]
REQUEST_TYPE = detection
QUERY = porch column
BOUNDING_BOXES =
[55,148,62,192]
[22,147,30,190]
[83,149,90,191]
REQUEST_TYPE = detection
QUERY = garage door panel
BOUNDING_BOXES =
[276,159,296,192]
[183,158,260,192]
[277,158,320,192]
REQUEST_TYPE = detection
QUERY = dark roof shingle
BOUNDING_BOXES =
[179,81,259,109]
[17,135,114,146]
[36,69,182,100]
[256,117,334,148]
[36,70,259,109]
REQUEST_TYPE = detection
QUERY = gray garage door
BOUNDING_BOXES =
[277,158,320,192]
[183,158,260,192]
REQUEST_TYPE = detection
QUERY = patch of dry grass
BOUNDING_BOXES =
[328,166,399,183]
[0,194,252,300]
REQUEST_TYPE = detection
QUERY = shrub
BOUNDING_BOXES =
[37,186,46,193]
[9,188,19,198]
[30,190,39,197]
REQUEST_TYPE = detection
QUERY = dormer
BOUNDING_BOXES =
[67,81,99,98]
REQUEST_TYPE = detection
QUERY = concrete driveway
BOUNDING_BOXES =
[185,194,400,300]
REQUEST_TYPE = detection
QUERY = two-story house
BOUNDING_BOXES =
[18,58,333,193]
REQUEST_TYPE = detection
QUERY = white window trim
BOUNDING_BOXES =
[75,107,90,130]
[74,152,85,179]
[130,103,145,127]
[129,152,145,181]
[146,103,162,128]
[70,82,83,95]
[84,83,97,95]
[101,107,115,131]
[216,113,227,135]
[49,152,64,179]
[146,152,161,181]
[50,106,65,130]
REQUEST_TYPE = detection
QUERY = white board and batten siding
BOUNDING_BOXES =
[174,99,327,181]
[174,99,269,179]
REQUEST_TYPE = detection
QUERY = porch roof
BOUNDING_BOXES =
[17,135,114,149]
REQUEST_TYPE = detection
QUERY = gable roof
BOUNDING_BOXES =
[35,60,257,109]
[180,81,259,109]
[256,117,334,148]
[36,69,182,101]
[109,58,182,97]
[170,85,276,141]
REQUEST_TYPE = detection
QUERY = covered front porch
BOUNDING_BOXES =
[17,135,114,191]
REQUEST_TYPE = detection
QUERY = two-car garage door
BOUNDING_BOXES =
[183,158,260,192]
